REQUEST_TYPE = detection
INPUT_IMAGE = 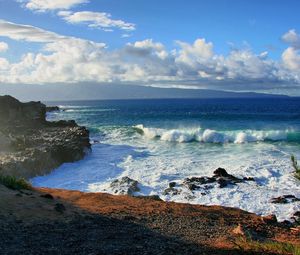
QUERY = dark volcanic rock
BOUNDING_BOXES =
[0,95,46,125]
[292,211,300,223]
[169,182,176,188]
[46,106,60,112]
[163,187,182,196]
[110,177,140,195]
[176,168,255,192]
[0,95,91,178]
[270,195,300,204]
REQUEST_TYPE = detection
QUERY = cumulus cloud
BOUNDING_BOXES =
[281,29,300,75]
[176,39,214,64]
[20,0,89,12]
[58,11,135,31]
[125,39,168,59]
[282,29,300,49]
[0,20,300,92]
[282,47,300,71]
[0,42,8,52]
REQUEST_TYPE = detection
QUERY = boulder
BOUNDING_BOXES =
[270,195,300,204]
[182,168,254,191]
[110,177,140,196]
[163,187,181,196]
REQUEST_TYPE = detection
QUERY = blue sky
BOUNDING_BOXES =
[0,0,300,97]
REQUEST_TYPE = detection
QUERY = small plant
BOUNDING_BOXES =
[291,155,300,180]
[0,175,32,190]
[234,236,300,255]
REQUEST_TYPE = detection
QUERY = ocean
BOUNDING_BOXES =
[32,98,300,221]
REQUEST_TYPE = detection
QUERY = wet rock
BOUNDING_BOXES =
[184,177,216,185]
[169,182,176,188]
[110,177,140,196]
[213,168,230,177]
[163,187,182,196]
[182,168,254,191]
[292,211,300,224]
[270,195,300,204]
[294,211,300,217]
[213,167,242,183]
[243,177,255,181]
[217,179,228,188]
[186,183,200,191]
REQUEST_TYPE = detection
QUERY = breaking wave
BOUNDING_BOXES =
[133,124,300,144]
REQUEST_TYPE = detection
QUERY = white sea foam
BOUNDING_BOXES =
[134,125,290,144]
[32,105,300,223]
[31,127,300,222]
[65,108,116,113]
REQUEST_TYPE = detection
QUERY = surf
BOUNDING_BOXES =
[133,124,300,143]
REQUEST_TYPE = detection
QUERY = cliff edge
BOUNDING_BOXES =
[0,95,91,178]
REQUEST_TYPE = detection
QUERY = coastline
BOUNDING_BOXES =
[0,95,91,178]
[0,96,299,254]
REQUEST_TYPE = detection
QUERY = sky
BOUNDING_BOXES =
[0,0,300,99]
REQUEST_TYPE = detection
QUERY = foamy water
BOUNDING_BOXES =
[33,98,300,221]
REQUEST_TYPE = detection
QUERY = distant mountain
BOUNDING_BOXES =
[0,83,289,101]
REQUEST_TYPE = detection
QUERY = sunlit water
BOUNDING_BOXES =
[32,98,300,221]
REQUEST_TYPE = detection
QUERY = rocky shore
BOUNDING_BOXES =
[0,95,299,254]
[0,95,90,178]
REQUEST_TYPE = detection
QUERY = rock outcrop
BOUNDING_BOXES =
[46,106,60,112]
[270,195,300,204]
[0,95,91,178]
[110,177,140,195]
[164,168,255,196]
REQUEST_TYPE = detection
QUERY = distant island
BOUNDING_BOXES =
[0,83,290,101]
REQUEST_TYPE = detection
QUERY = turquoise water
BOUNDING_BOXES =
[33,98,300,221]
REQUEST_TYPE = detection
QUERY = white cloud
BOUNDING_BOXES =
[0,42,8,52]
[0,21,299,92]
[58,11,135,31]
[281,29,300,77]
[176,39,214,65]
[282,29,300,49]
[21,0,89,12]
[282,47,300,71]
[0,19,66,42]
[126,39,168,59]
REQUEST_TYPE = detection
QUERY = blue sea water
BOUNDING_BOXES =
[32,98,300,221]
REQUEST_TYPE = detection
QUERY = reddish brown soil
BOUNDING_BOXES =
[0,184,299,255]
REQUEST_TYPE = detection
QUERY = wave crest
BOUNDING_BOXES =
[134,125,298,144]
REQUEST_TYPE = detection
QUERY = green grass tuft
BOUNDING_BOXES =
[0,175,32,190]
[234,236,300,255]
[291,155,300,180]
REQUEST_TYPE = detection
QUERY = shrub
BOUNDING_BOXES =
[0,175,32,190]
[291,155,300,180]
